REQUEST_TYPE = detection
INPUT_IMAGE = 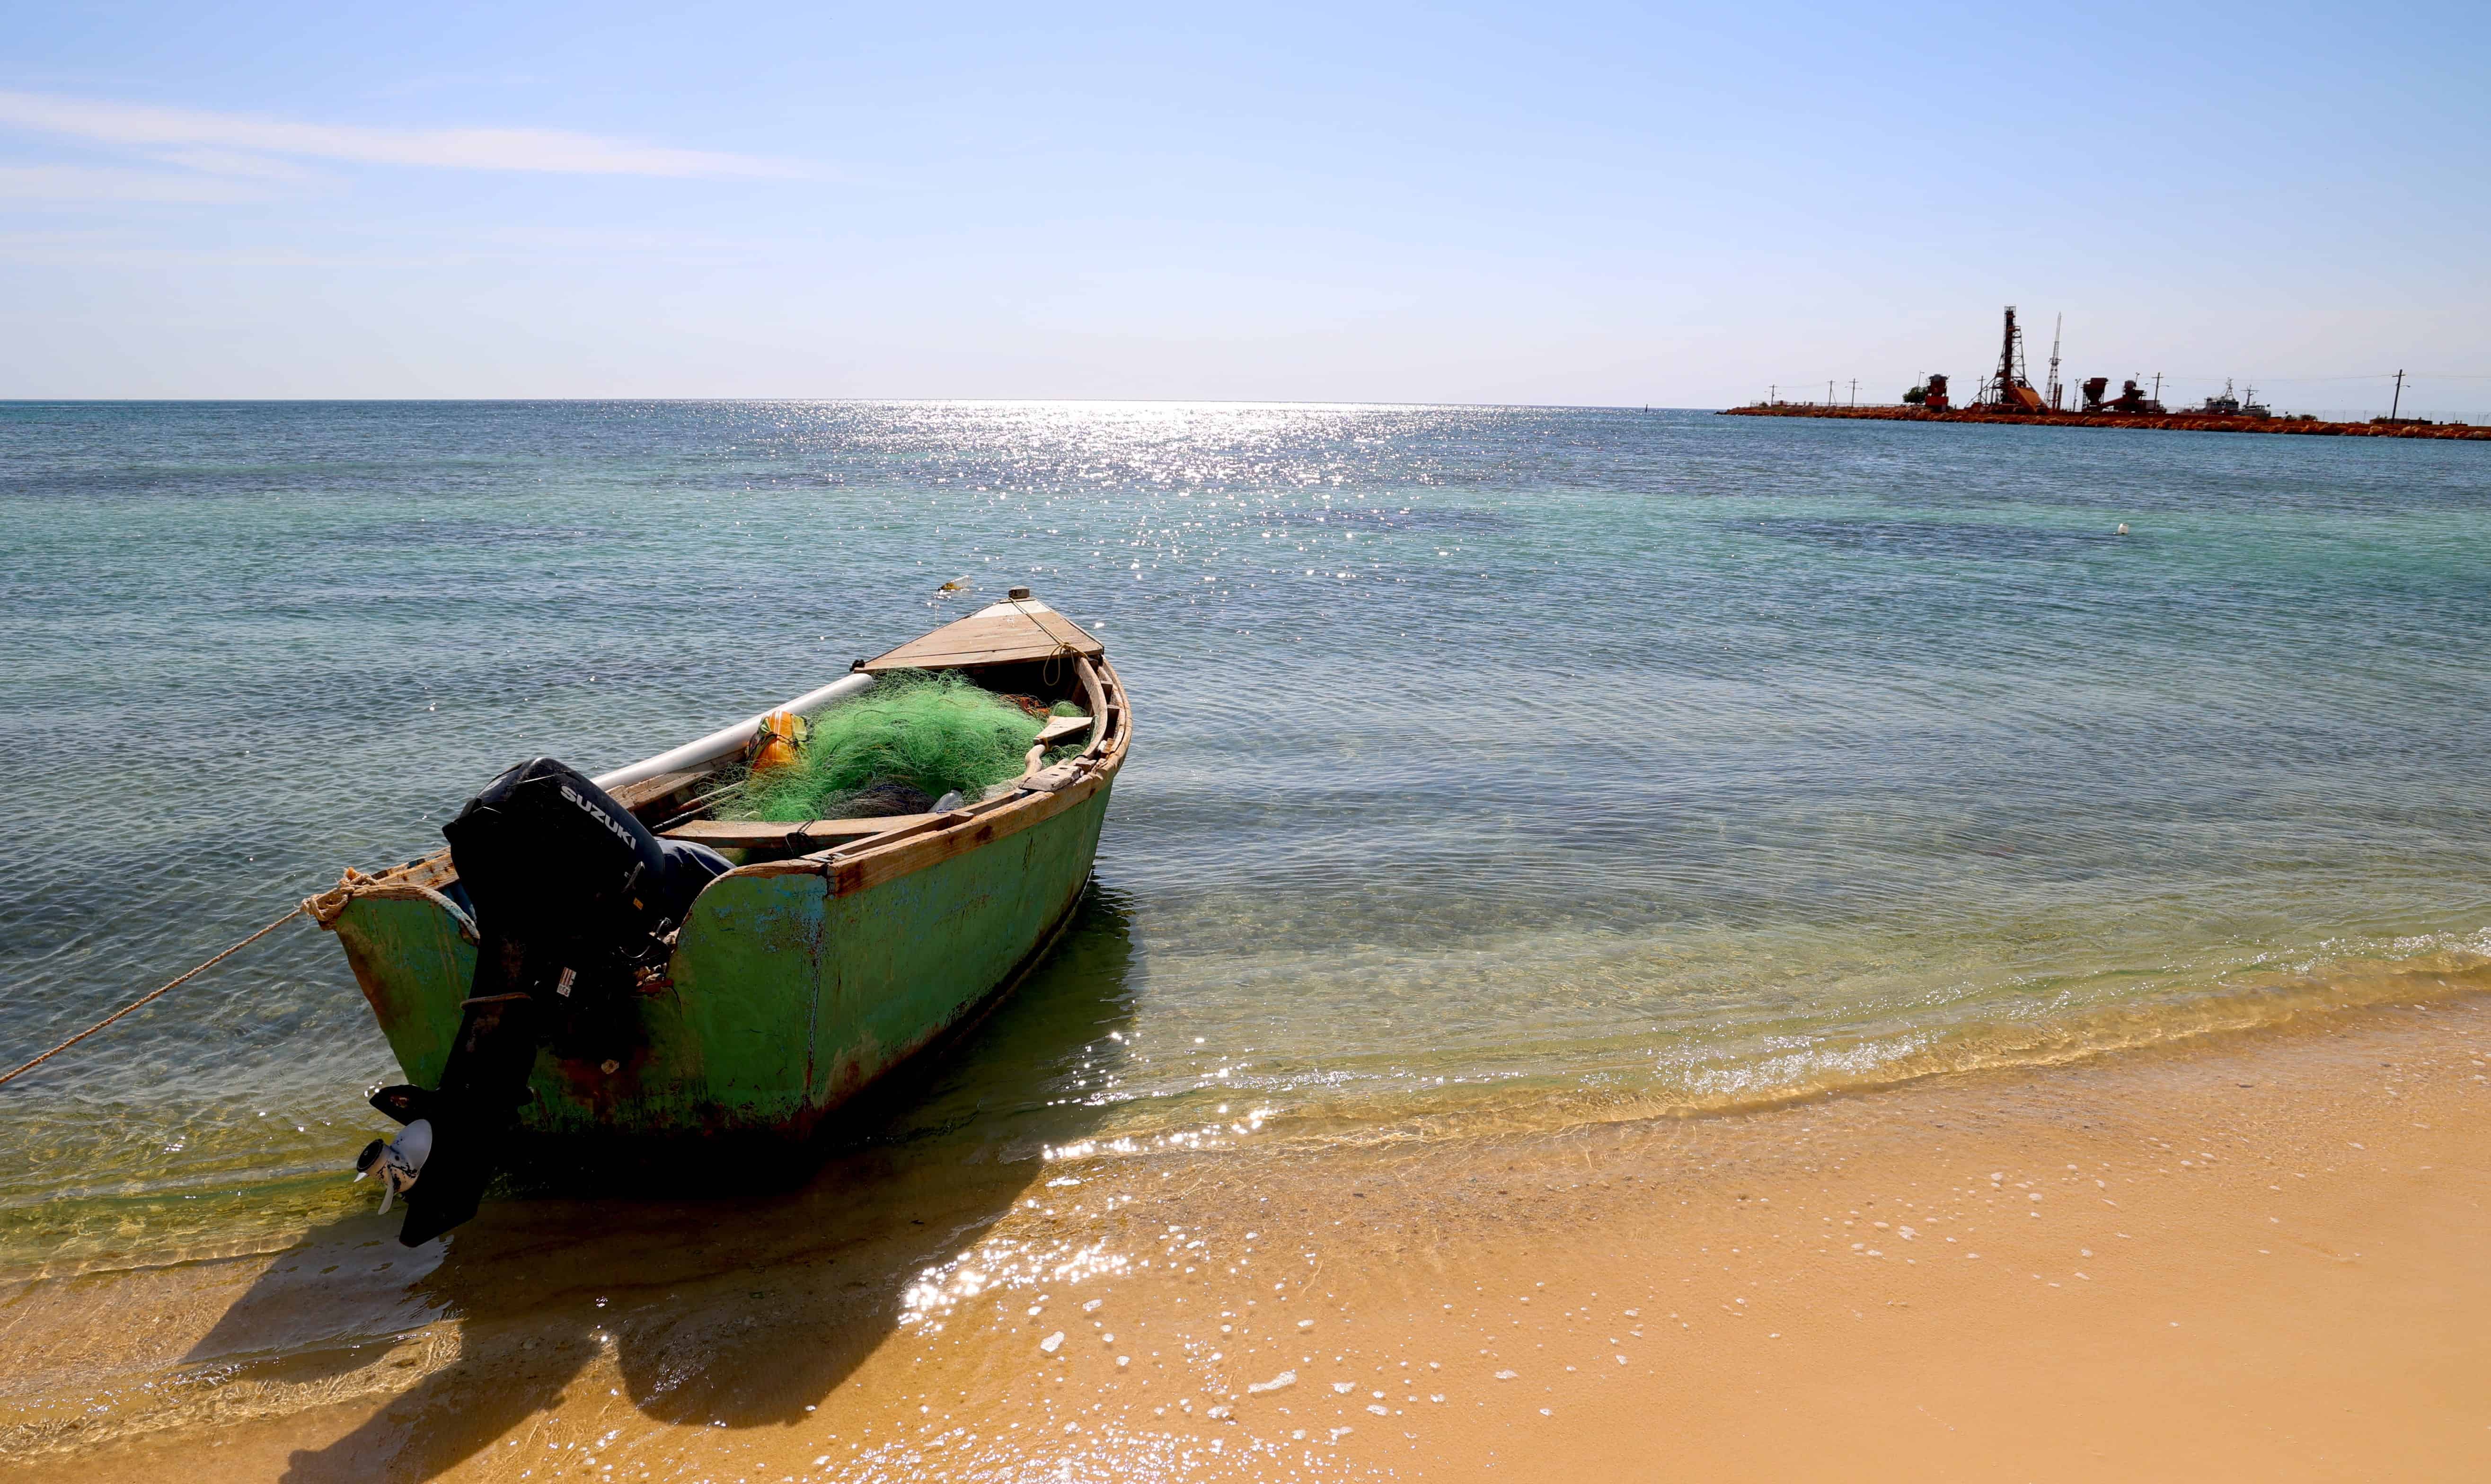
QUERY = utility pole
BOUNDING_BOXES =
[1849,378,1858,406]
[2391,369,2406,421]
[1828,380,1835,406]
[1770,384,1776,406]
[2046,313,2063,411]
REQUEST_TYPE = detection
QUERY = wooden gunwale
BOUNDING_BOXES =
[1074,658,1110,755]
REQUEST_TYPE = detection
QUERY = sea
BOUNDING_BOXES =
[5,400,2489,1279]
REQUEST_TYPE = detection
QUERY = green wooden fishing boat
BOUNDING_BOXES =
[309,592,1128,1152]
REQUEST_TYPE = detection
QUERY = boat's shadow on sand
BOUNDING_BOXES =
[200,884,1141,1484]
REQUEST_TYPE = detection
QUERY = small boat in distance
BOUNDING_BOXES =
[309,590,1129,1242]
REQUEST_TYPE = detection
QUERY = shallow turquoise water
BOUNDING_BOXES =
[5,401,2488,1267]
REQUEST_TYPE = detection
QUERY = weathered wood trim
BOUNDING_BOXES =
[610,768,711,813]
[1076,658,1110,760]
[662,813,943,849]
[1034,713,1093,746]
[1098,661,1128,748]
[373,850,456,891]
[822,768,1110,899]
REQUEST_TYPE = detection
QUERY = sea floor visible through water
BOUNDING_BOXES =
[3,401,2489,1475]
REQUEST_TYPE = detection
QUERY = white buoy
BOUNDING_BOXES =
[2116,523,2129,535]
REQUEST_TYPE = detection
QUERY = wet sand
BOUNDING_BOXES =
[8,998,2488,1482]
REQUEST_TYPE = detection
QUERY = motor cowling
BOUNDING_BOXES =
[444,755,729,984]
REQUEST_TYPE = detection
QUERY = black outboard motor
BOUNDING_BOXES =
[364,757,729,1246]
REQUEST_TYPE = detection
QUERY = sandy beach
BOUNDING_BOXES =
[9,994,2485,1482]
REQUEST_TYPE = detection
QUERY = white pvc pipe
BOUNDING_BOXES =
[592,672,877,792]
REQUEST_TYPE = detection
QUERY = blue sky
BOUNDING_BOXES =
[4,1,2486,411]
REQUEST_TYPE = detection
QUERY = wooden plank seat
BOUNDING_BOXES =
[662,813,941,849]
[1034,713,1093,746]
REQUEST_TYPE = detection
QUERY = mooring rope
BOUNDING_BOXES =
[1004,592,1083,689]
[0,904,307,1091]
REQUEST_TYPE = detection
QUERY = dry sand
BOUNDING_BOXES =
[9,998,2488,1482]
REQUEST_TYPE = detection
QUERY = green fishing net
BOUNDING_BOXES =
[722,671,1056,823]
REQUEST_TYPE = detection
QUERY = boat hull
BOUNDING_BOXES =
[329,780,1113,1144]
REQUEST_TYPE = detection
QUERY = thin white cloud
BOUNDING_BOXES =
[139,148,325,182]
[0,164,274,203]
[0,91,808,179]
[0,223,796,267]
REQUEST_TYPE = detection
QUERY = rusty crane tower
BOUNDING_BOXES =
[1981,305,2048,412]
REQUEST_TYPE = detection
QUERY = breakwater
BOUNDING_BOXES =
[1723,403,2491,440]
